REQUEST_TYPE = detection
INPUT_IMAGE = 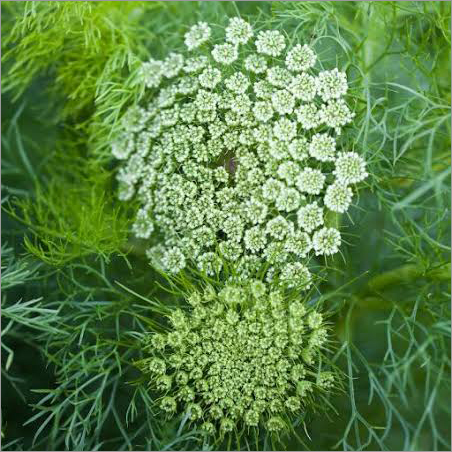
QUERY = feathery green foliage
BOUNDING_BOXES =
[2,1,159,116]
[1,1,450,451]
[4,155,131,266]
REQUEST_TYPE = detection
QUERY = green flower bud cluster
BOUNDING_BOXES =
[137,283,334,435]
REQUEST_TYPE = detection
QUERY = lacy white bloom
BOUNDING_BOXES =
[296,168,325,195]
[195,89,219,111]
[212,43,238,64]
[253,100,274,122]
[333,152,368,184]
[289,73,317,101]
[275,187,301,212]
[295,103,319,129]
[225,72,249,94]
[286,44,316,71]
[268,140,290,160]
[316,68,348,101]
[123,105,151,133]
[112,132,135,160]
[277,161,300,186]
[114,16,363,281]
[324,182,353,213]
[132,208,154,239]
[280,262,312,289]
[264,243,288,265]
[225,17,253,44]
[253,123,273,143]
[244,226,267,252]
[312,227,341,256]
[267,66,292,88]
[262,178,284,201]
[288,138,309,161]
[309,133,336,162]
[255,30,286,56]
[219,240,242,261]
[140,59,163,88]
[177,76,199,95]
[230,93,252,115]
[162,53,184,78]
[198,251,223,275]
[271,90,295,115]
[297,202,324,233]
[156,86,176,108]
[266,216,292,240]
[284,230,312,257]
[162,247,186,273]
[253,80,274,99]
[198,66,222,89]
[318,98,355,131]
[184,22,211,50]
[273,117,297,142]
[244,54,267,73]
[244,197,268,224]
[183,56,208,73]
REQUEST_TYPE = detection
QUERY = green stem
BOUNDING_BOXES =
[363,263,450,295]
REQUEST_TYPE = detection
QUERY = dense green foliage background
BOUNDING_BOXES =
[1,1,451,450]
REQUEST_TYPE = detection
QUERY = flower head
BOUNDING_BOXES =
[312,227,341,256]
[296,168,325,195]
[226,17,253,45]
[162,247,186,273]
[324,182,353,213]
[266,216,292,240]
[297,202,324,233]
[255,30,286,57]
[183,56,209,74]
[280,262,312,289]
[267,66,292,88]
[184,22,211,50]
[316,68,348,101]
[273,117,297,142]
[244,226,267,253]
[198,251,223,275]
[225,72,250,94]
[162,53,184,78]
[140,59,163,88]
[244,54,268,74]
[271,90,295,115]
[138,285,334,433]
[309,133,336,162]
[289,73,317,101]
[276,162,298,186]
[284,230,312,257]
[212,43,238,64]
[198,66,222,89]
[286,44,316,72]
[295,103,319,129]
[276,187,302,212]
[253,100,274,122]
[253,80,274,99]
[114,17,363,283]
[333,152,368,184]
[318,98,355,132]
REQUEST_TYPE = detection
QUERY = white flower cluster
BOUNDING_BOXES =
[113,17,367,282]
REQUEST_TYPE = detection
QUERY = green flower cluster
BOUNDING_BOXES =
[137,283,334,436]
